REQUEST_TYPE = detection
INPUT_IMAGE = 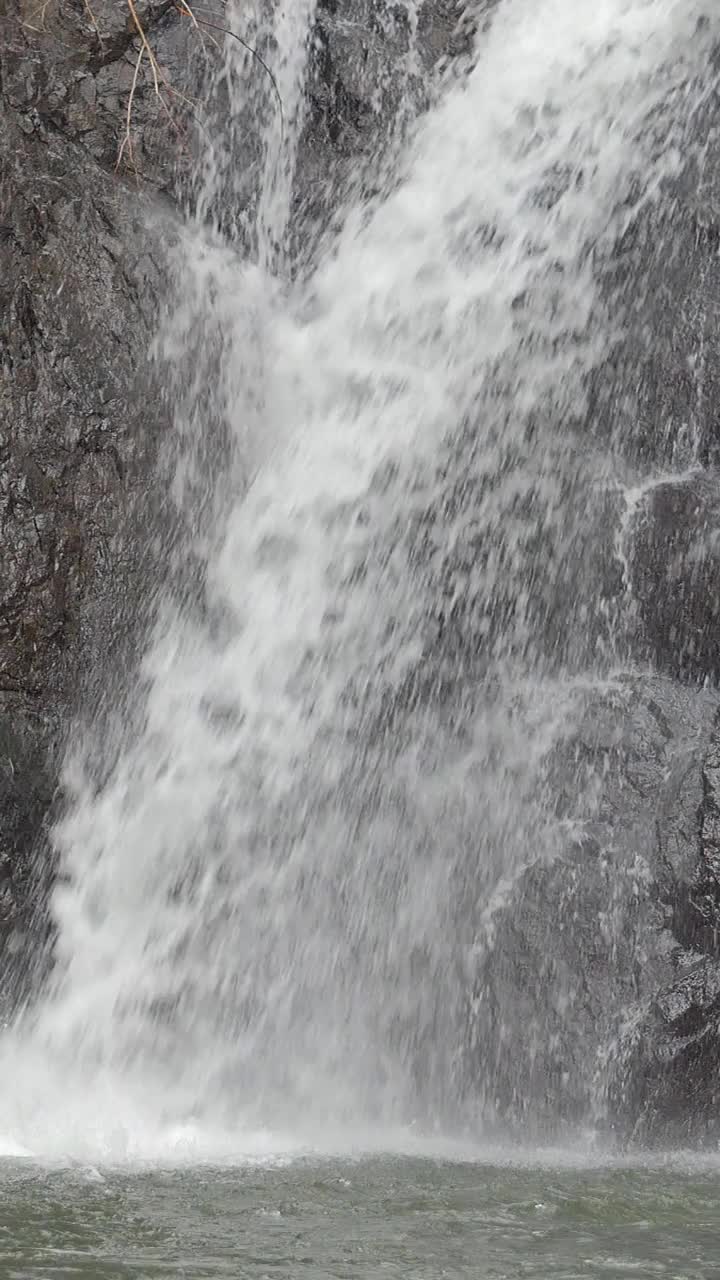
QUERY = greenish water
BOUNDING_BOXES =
[2,1153,719,1278]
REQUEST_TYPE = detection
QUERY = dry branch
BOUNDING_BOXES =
[20,0,284,177]
[123,0,285,175]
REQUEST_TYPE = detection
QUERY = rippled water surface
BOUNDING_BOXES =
[2,1152,719,1278]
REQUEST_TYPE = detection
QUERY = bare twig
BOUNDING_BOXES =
[127,0,162,97]
[119,0,197,174]
[116,42,145,171]
[22,0,57,33]
[175,1,284,132]
[19,0,285,175]
[82,0,101,36]
[172,0,223,56]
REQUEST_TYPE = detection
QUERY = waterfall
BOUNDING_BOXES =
[0,0,716,1161]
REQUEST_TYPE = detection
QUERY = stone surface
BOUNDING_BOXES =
[0,0,467,995]
[2,0,720,1148]
[609,707,720,1145]
[627,473,720,684]
[0,0,189,990]
[1,0,197,187]
[590,63,720,472]
[462,674,720,1139]
[294,0,472,254]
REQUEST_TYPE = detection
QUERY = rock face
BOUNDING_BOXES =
[627,473,720,684]
[3,0,720,1146]
[609,709,720,1146]
[2,0,195,187]
[463,675,720,1139]
[457,42,720,1144]
[0,0,465,987]
[591,66,720,473]
[0,0,194,987]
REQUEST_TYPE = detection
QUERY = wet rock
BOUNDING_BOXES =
[591,67,720,472]
[611,709,720,1144]
[462,674,719,1139]
[1,0,720,1148]
[614,966,720,1147]
[0,0,476,1004]
[0,119,172,687]
[0,0,471,1003]
[0,1,188,994]
[0,712,57,1012]
[294,0,472,253]
[626,472,720,683]
[2,0,198,187]
[654,957,720,1027]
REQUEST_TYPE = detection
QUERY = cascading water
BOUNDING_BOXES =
[0,0,716,1161]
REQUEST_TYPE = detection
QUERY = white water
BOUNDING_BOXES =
[0,0,717,1163]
